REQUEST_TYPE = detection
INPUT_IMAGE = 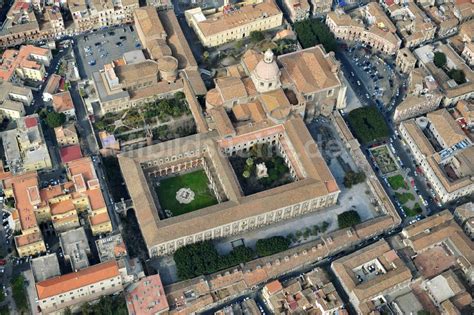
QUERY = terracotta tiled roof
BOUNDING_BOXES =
[35,261,119,300]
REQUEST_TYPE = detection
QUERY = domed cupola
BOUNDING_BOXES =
[251,49,281,93]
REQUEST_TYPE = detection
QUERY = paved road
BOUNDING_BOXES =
[336,43,442,223]
[68,81,120,230]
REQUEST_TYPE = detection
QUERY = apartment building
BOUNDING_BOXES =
[185,0,283,47]
[0,45,51,82]
[453,202,474,240]
[262,269,344,314]
[0,115,52,174]
[54,123,79,147]
[125,274,169,315]
[399,109,474,203]
[52,91,76,119]
[0,157,112,257]
[461,42,474,66]
[326,4,401,55]
[310,0,332,17]
[455,100,474,128]
[401,210,474,284]
[59,227,91,271]
[383,2,436,48]
[424,2,460,37]
[393,67,442,123]
[414,43,474,106]
[0,81,32,119]
[68,0,139,33]
[331,240,412,314]
[282,0,310,23]
[395,47,417,74]
[35,261,123,313]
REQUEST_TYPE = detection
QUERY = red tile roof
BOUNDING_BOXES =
[24,116,38,128]
[60,145,83,163]
[36,261,119,300]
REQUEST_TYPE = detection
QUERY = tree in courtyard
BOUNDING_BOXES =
[337,210,361,229]
[242,170,251,178]
[343,171,366,188]
[433,51,447,68]
[448,69,466,84]
[250,31,265,43]
[45,111,66,128]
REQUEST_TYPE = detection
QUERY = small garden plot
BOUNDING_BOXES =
[387,175,409,190]
[370,145,398,174]
[228,144,294,196]
[155,170,218,217]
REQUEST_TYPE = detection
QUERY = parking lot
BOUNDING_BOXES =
[75,25,141,79]
[337,43,404,111]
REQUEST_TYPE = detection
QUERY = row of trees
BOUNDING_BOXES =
[287,221,330,243]
[11,275,28,313]
[294,19,337,52]
[174,236,292,280]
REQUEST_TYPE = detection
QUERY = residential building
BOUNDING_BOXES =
[0,3,66,47]
[310,0,332,17]
[262,269,344,314]
[282,0,310,23]
[125,274,169,315]
[0,45,51,81]
[383,2,436,48]
[185,0,283,47]
[326,4,401,55]
[98,131,120,156]
[8,172,47,257]
[59,144,83,164]
[43,74,61,102]
[393,67,442,123]
[401,210,474,284]
[0,81,32,119]
[0,156,111,257]
[414,43,474,106]
[88,211,113,236]
[95,233,128,262]
[52,91,76,119]
[400,112,474,203]
[455,99,474,128]
[67,0,139,33]
[424,2,460,37]
[59,227,91,271]
[35,261,123,313]
[30,254,61,282]
[461,42,474,66]
[54,122,79,147]
[0,115,52,174]
[395,47,417,74]
[453,202,474,239]
[423,270,469,307]
[331,240,412,314]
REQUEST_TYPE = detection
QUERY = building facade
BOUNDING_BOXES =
[185,0,283,47]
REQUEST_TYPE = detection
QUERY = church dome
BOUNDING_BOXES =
[254,49,280,81]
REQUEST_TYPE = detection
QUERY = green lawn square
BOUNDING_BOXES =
[155,170,218,217]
